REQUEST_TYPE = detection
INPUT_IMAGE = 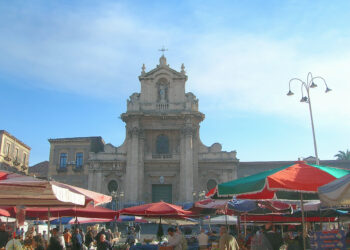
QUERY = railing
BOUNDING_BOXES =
[56,167,68,173]
[152,154,172,159]
[156,103,169,110]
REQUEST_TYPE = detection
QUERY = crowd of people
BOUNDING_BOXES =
[0,223,122,250]
[193,223,309,250]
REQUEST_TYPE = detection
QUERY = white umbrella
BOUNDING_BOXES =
[203,215,237,225]
[318,173,350,206]
[0,171,111,206]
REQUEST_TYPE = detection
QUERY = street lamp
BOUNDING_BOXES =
[110,191,124,210]
[287,72,332,165]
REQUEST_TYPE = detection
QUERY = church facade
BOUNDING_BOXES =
[48,56,238,205]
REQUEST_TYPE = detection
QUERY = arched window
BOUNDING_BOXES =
[207,179,217,191]
[108,180,118,193]
[156,134,169,154]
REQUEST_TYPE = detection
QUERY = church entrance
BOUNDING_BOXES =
[152,184,172,203]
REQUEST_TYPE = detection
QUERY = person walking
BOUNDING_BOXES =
[135,223,141,240]
[72,228,83,250]
[218,226,239,250]
[197,229,209,250]
[167,228,182,250]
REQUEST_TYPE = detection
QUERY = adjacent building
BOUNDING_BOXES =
[47,56,238,205]
[0,130,30,174]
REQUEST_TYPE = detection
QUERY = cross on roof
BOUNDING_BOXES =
[158,46,168,56]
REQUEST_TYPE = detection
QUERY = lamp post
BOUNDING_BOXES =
[192,190,206,202]
[287,72,331,165]
[111,191,124,210]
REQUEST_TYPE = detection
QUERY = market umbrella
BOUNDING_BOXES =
[318,173,350,206]
[24,204,118,219]
[0,208,10,217]
[210,161,350,200]
[227,199,293,215]
[0,171,111,206]
[209,161,350,249]
[49,215,147,225]
[202,215,237,225]
[119,201,197,242]
[118,201,196,218]
[240,214,336,223]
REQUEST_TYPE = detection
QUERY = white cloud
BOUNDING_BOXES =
[1,1,350,131]
[185,34,350,130]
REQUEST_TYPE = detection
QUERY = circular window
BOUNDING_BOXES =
[108,180,118,193]
[207,179,217,191]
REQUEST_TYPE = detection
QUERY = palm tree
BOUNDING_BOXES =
[334,150,350,160]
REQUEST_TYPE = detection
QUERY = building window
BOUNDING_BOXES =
[5,143,10,155]
[59,153,67,168]
[15,148,19,161]
[156,134,169,154]
[108,180,118,193]
[207,179,217,191]
[76,152,83,168]
[23,153,27,165]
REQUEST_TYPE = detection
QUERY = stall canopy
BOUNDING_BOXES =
[118,201,196,218]
[25,204,119,220]
[203,215,237,225]
[50,216,147,225]
[240,214,336,223]
[0,171,111,206]
[209,161,350,200]
[0,208,10,217]
[227,199,293,214]
[318,173,350,206]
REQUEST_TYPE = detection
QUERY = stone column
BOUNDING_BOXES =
[96,172,103,193]
[180,125,194,202]
[125,127,140,202]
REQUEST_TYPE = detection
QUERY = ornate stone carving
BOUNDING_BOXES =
[127,127,144,138]
[181,63,186,74]
[181,126,195,136]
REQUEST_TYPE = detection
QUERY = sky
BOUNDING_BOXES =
[1,0,350,166]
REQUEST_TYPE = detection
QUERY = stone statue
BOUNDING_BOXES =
[159,85,166,101]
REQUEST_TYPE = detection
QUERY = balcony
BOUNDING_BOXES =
[73,165,84,172]
[56,166,68,173]
[152,154,172,159]
[156,103,169,110]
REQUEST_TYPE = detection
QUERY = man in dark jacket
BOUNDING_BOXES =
[0,224,9,248]
[97,234,112,250]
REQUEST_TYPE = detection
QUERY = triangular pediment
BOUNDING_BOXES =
[139,56,187,80]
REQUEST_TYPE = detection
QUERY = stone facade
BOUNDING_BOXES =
[47,56,238,205]
[0,130,30,174]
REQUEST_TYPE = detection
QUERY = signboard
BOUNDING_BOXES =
[310,230,346,250]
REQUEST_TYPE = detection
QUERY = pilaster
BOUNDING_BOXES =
[125,126,141,202]
[180,124,195,202]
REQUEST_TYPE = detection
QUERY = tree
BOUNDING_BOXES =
[334,150,350,160]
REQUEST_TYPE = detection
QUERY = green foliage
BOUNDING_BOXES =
[334,150,350,160]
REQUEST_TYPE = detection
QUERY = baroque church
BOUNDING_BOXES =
[47,55,238,206]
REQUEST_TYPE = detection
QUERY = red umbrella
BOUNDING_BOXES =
[24,204,119,220]
[0,208,10,217]
[240,214,335,223]
[118,201,196,218]
[0,170,111,206]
